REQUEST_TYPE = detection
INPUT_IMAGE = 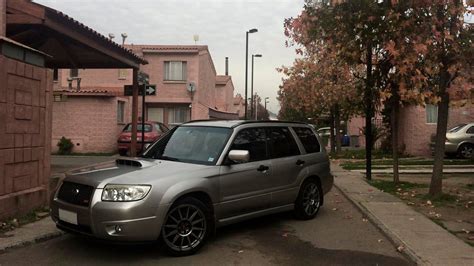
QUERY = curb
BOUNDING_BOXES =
[334,182,424,265]
[0,231,64,254]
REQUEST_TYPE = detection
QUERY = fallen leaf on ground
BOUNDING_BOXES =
[335,200,342,204]
[332,208,338,211]
[238,250,244,253]
[397,245,405,252]
[468,236,474,240]
[462,229,470,234]
[409,218,415,221]
[407,202,415,205]
[427,200,432,205]
[282,233,288,237]
[362,218,368,222]
[378,239,383,243]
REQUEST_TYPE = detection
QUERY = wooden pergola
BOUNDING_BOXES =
[5,0,148,156]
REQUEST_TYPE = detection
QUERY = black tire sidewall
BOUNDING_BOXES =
[161,197,212,256]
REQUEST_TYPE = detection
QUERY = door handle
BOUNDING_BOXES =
[257,165,269,172]
[296,160,305,166]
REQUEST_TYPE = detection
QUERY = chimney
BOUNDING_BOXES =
[225,57,229,76]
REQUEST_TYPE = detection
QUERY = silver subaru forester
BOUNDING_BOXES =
[51,120,333,256]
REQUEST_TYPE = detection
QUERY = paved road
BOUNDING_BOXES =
[0,187,411,265]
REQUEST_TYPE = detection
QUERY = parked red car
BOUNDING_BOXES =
[117,121,169,156]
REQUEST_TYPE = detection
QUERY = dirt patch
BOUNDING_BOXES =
[372,174,474,246]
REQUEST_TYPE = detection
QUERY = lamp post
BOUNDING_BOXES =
[245,28,258,120]
[251,53,262,120]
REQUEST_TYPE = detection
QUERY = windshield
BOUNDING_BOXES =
[142,126,232,165]
[123,124,152,132]
[448,124,467,133]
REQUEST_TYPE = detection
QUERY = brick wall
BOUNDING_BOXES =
[52,96,130,153]
[0,55,52,220]
[399,105,474,156]
[0,0,5,36]
[347,104,474,156]
[216,79,235,113]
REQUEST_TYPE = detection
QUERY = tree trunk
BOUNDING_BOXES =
[429,91,449,197]
[365,42,374,181]
[391,86,400,184]
[330,112,336,153]
[335,104,342,153]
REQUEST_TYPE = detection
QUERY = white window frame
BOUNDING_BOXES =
[168,107,190,124]
[164,61,187,81]
[426,104,438,124]
[117,101,126,124]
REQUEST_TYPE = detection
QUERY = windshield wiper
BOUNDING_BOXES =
[159,155,181,162]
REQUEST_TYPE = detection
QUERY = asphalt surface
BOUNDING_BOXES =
[0,187,411,266]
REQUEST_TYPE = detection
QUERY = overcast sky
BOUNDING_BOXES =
[35,0,305,114]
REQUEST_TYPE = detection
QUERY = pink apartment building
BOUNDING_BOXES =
[52,45,240,153]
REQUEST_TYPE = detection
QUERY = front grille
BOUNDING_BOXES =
[57,181,94,207]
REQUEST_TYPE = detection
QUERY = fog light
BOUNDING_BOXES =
[115,225,122,233]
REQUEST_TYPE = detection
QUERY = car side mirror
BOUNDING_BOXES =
[228,150,250,164]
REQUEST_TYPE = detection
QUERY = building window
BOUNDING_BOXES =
[426,104,438,124]
[148,107,164,123]
[168,107,190,124]
[53,69,59,81]
[164,61,187,81]
[117,101,125,123]
[118,69,127,80]
[70,68,79,77]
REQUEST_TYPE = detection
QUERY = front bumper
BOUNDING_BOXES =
[51,187,170,241]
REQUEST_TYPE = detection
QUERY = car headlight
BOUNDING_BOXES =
[101,184,151,202]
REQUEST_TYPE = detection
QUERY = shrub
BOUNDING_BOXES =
[57,137,74,155]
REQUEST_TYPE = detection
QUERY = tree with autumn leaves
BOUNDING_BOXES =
[280,0,473,196]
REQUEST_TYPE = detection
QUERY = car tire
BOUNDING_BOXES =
[294,178,323,220]
[118,150,127,156]
[458,144,474,159]
[161,197,212,256]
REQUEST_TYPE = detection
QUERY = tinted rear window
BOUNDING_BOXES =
[267,127,300,158]
[293,127,321,153]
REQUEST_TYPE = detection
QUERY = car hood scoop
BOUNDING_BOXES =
[116,158,143,167]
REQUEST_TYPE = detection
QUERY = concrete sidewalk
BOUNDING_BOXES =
[352,167,474,174]
[0,218,62,252]
[332,163,474,266]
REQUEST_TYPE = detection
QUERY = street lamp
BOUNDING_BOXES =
[245,28,258,120]
[251,54,262,120]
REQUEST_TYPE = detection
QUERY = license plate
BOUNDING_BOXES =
[59,209,78,225]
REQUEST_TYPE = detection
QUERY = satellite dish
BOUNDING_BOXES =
[187,82,196,93]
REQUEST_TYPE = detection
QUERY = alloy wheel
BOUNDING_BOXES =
[302,183,320,216]
[460,145,473,159]
[162,204,207,252]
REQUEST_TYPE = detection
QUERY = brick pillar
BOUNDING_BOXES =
[0,0,6,36]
